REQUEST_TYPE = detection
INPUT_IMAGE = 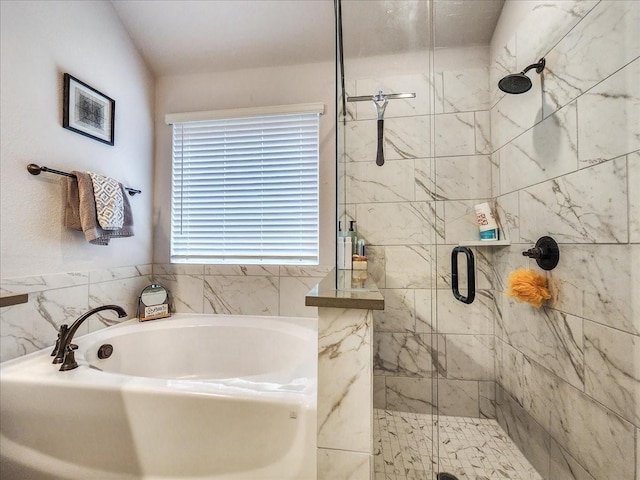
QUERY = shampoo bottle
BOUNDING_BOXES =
[474,203,499,240]
[348,220,357,254]
[344,237,353,269]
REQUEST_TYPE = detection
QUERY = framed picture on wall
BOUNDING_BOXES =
[63,73,115,146]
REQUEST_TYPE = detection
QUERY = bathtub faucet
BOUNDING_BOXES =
[52,305,127,371]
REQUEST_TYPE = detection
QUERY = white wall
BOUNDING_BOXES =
[0,0,155,279]
[153,61,336,266]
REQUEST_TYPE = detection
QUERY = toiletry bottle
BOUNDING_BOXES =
[474,203,499,241]
[348,220,358,254]
[337,236,345,269]
[344,237,353,269]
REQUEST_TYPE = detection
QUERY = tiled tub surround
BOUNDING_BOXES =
[317,306,374,480]
[307,270,384,480]
[0,265,153,363]
[0,263,332,364]
[153,263,332,318]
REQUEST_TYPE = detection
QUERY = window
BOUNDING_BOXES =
[167,104,323,265]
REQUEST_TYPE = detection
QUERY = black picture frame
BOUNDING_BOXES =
[63,73,115,146]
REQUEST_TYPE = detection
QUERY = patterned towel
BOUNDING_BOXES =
[88,172,124,230]
[65,172,134,245]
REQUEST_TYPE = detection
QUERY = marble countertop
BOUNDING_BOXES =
[305,269,384,310]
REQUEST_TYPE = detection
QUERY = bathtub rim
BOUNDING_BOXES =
[0,313,318,404]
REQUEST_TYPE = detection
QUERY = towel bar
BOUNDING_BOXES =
[27,164,141,196]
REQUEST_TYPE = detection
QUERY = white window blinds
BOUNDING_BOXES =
[170,110,320,264]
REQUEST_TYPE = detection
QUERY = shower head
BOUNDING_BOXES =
[498,58,546,94]
[498,74,532,94]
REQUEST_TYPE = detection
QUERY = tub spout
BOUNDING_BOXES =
[53,305,127,371]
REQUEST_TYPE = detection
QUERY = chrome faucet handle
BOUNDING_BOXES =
[59,345,79,371]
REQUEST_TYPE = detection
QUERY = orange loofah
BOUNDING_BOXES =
[506,268,551,308]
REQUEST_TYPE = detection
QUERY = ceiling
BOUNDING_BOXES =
[111,0,504,77]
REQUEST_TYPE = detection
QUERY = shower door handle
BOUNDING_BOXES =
[376,119,384,166]
[451,246,475,304]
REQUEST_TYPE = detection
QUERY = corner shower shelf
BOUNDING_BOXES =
[458,239,511,247]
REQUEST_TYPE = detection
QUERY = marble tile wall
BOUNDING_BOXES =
[317,307,373,480]
[1,263,332,364]
[491,2,640,479]
[152,263,332,318]
[344,60,496,418]
[0,265,152,363]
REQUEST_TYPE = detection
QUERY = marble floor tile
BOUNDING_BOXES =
[374,409,542,480]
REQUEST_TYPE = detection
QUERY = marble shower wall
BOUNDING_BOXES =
[0,265,153,363]
[344,57,496,418]
[491,2,640,480]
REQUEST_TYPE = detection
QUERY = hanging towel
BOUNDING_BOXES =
[88,172,124,230]
[65,171,134,245]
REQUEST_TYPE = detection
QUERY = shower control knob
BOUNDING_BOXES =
[522,247,543,259]
[522,236,559,270]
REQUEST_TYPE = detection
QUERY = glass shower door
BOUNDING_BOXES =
[336,1,440,478]
[339,1,640,479]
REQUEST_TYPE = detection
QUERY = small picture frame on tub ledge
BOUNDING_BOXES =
[63,73,115,145]
[137,284,172,322]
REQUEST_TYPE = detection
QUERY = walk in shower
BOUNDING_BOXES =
[336,0,639,479]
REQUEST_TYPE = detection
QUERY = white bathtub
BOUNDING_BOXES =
[0,314,318,480]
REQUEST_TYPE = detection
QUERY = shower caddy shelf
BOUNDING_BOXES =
[458,239,511,247]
